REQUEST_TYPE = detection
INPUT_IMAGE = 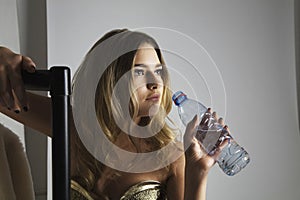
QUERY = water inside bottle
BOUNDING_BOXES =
[217,141,250,176]
[196,115,225,154]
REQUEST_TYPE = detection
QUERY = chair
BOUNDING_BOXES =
[22,67,71,200]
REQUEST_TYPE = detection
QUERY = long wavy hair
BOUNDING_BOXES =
[71,29,178,197]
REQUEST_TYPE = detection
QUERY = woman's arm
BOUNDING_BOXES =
[166,151,185,199]
[184,166,209,200]
[0,92,52,136]
[0,46,52,136]
[166,136,212,200]
[184,134,211,200]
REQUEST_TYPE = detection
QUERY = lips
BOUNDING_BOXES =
[146,93,161,101]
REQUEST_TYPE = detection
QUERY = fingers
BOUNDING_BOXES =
[209,125,231,157]
[0,65,14,109]
[0,48,36,112]
[200,108,211,126]
[22,56,36,73]
[184,115,199,150]
[12,56,35,111]
[184,110,232,173]
[8,63,28,110]
[212,111,218,121]
[210,136,230,160]
[202,108,226,128]
[218,117,225,126]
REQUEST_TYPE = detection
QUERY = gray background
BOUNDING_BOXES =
[1,0,300,199]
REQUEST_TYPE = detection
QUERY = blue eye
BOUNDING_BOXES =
[134,69,144,76]
[155,69,163,76]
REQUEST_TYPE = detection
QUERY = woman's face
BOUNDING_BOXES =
[132,43,164,118]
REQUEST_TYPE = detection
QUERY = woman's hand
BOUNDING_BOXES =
[184,109,228,172]
[0,46,36,112]
[183,108,229,200]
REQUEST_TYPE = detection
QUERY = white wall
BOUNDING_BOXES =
[47,0,300,199]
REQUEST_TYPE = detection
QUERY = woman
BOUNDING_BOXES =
[0,29,227,199]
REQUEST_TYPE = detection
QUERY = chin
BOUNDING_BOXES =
[149,104,160,116]
[138,101,163,117]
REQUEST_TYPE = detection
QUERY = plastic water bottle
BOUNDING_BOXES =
[172,91,250,176]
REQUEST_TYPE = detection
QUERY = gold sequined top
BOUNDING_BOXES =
[71,180,167,200]
[120,181,167,200]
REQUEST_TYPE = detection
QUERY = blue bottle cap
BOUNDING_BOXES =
[172,91,187,106]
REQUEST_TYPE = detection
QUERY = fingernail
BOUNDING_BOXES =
[14,110,20,114]
[23,106,28,112]
[218,117,223,122]
[28,65,36,73]
[193,115,198,120]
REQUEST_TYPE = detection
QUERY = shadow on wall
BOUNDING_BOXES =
[295,0,300,134]
[16,0,48,199]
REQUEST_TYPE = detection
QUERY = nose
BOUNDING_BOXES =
[146,72,161,90]
[147,82,158,90]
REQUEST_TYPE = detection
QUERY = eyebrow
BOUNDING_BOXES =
[134,64,164,68]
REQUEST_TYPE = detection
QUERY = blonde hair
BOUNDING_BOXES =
[71,29,179,197]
